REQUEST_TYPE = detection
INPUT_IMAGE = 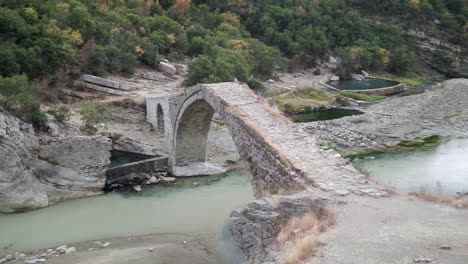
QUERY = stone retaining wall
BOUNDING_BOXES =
[106,157,168,184]
[352,83,407,95]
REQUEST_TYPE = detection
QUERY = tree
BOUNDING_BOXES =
[0,47,20,77]
[186,56,217,85]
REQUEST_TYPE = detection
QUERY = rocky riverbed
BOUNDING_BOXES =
[300,79,468,154]
[0,234,215,264]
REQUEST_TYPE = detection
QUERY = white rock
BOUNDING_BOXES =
[148,176,160,184]
[101,242,111,248]
[161,176,176,182]
[133,185,142,192]
[56,245,67,254]
[17,254,26,260]
[329,56,337,63]
[148,248,154,252]
[65,247,76,254]
[0,258,5,263]
[158,62,177,75]
[93,241,102,247]
[25,258,47,264]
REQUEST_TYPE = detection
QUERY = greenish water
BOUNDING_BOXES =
[109,150,155,167]
[329,79,399,90]
[291,108,363,123]
[0,170,253,263]
[362,138,468,194]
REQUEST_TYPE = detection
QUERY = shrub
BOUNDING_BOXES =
[313,68,321,75]
[80,100,112,135]
[246,79,264,91]
[0,75,46,128]
[47,106,71,123]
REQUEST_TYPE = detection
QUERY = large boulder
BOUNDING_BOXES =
[158,61,177,75]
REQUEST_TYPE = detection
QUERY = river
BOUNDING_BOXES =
[363,138,468,194]
[0,170,253,263]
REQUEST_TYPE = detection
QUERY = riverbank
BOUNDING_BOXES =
[14,234,215,264]
[301,79,468,155]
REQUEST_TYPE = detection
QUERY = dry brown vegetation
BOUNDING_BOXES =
[410,188,468,209]
[276,208,336,264]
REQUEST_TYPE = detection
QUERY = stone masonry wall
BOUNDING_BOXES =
[39,136,112,186]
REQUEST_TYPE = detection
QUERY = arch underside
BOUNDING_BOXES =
[173,99,227,176]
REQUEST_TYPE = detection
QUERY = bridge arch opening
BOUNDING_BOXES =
[156,104,165,135]
[174,99,215,167]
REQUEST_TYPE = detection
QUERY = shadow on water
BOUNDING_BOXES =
[290,108,364,123]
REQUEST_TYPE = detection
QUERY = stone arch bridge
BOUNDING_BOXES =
[146,83,386,196]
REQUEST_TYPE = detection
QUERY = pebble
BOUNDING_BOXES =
[148,248,154,252]
[414,257,432,263]
[133,185,142,192]
[24,258,46,264]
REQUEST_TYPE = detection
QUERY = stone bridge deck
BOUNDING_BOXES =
[201,83,388,197]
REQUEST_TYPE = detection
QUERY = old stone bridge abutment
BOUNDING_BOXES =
[146,83,298,193]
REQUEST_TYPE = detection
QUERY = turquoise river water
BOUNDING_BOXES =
[0,170,253,263]
[363,138,468,194]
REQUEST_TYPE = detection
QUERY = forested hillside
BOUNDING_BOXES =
[0,0,466,126]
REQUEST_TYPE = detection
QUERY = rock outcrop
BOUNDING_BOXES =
[229,195,331,264]
[0,114,48,212]
[0,113,112,212]
[407,29,468,78]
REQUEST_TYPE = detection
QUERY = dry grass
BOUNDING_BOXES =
[410,187,468,209]
[276,208,336,264]
[286,236,325,264]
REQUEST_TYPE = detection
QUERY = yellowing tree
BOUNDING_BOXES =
[409,0,421,9]
[23,7,38,23]
[172,0,191,13]
[379,48,391,66]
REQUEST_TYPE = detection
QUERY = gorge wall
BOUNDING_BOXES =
[0,113,112,213]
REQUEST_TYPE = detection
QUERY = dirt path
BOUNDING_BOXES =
[321,194,468,264]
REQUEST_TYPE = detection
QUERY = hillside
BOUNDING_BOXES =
[0,0,466,126]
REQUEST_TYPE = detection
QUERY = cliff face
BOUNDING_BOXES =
[407,29,468,79]
[0,114,48,212]
[0,112,112,213]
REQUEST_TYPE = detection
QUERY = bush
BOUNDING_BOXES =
[0,75,46,128]
[313,68,321,75]
[80,100,112,135]
[246,79,264,91]
[47,106,71,123]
